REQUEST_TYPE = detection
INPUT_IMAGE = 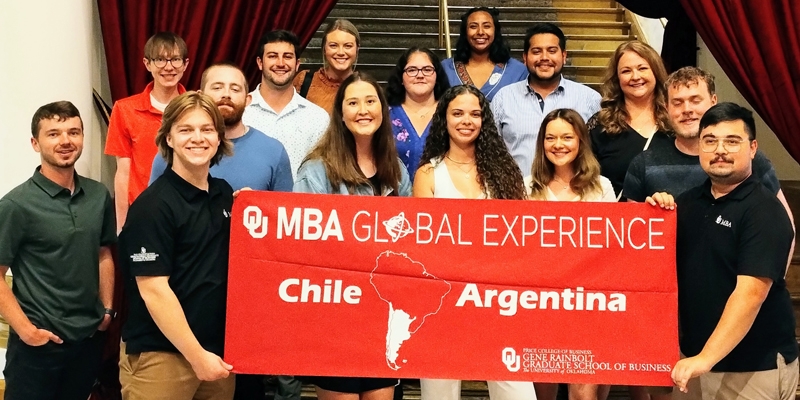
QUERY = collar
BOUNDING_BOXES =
[31,166,83,198]
[162,168,219,201]
[250,84,303,115]
[133,81,187,113]
[524,75,566,96]
[698,173,759,202]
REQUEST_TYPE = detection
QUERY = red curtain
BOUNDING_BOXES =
[680,0,800,162]
[98,0,339,102]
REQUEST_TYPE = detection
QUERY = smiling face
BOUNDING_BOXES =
[523,33,565,83]
[668,80,718,139]
[446,93,482,148]
[402,52,437,100]
[324,30,358,73]
[617,51,656,101]
[167,107,221,173]
[32,116,84,170]
[143,46,187,90]
[342,80,383,138]
[542,118,579,169]
[202,66,250,126]
[466,11,495,55]
[257,41,299,89]
[699,120,756,186]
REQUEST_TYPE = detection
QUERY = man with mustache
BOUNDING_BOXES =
[243,30,329,179]
[149,63,293,193]
[0,101,116,400]
[649,103,798,399]
[491,23,601,175]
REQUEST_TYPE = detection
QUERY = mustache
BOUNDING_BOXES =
[217,99,236,108]
[711,156,733,164]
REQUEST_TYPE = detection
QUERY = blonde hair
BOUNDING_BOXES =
[321,19,360,70]
[155,91,232,167]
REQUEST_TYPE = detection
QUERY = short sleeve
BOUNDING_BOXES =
[149,154,168,186]
[0,199,26,266]
[104,103,133,158]
[736,196,793,282]
[273,148,294,192]
[753,151,780,194]
[118,197,174,276]
[100,192,117,246]
[623,152,647,202]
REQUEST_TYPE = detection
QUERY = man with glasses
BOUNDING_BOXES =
[491,22,600,175]
[655,103,798,399]
[105,32,188,230]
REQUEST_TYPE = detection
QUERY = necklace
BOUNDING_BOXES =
[404,101,436,119]
[552,176,571,191]
[446,155,475,178]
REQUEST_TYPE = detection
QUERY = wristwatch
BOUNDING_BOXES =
[104,308,117,320]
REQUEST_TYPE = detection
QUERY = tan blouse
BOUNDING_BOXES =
[292,68,341,115]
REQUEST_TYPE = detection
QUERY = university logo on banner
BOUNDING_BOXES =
[226,192,678,386]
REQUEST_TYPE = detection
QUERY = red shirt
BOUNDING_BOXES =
[104,82,186,205]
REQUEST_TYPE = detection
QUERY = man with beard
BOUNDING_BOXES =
[243,30,329,179]
[624,67,786,202]
[149,63,293,192]
[648,103,798,399]
[491,23,601,174]
[0,101,116,400]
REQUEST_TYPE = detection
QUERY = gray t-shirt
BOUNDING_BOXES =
[623,133,780,202]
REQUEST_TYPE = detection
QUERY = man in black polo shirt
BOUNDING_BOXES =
[118,91,235,400]
[662,103,798,399]
[0,101,116,400]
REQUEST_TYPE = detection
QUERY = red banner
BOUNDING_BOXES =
[226,191,678,386]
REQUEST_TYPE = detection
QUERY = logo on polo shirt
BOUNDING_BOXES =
[715,215,732,228]
[223,209,231,218]
[130,247,159,262]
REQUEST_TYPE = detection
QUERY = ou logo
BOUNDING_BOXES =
[243,206,268,238]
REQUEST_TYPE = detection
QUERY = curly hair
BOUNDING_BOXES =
[386,47,451,106]
[597,40,670,134]
[302,72,402,194]
[454,7,512,64]
[529,109,602,200]
[419,85,526,200]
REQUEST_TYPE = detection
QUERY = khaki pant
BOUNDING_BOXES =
[119,341,235,400]
[673,353,798,400]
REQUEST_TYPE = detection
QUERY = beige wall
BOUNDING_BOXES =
[697,36,800,180]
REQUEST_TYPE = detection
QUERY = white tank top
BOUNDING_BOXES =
[431,158,487,199]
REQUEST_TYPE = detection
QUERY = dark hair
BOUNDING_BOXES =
[665,66,716,97]
[529,109,602,200]
[386,47,451,106]
[144,32,188,59]
[155,92,233,167]
[302,72,402,194]
[597,40,670,135]
[31,101,83,137]
[454,7,511,64]
[200,62,249,93]
[699,102,756,140]
[524,23,567,52]
[419,85,526,200]
[256,30,301,60]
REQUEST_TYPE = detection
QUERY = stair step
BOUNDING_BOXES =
[319,17,631,36]
[330,4,624,22]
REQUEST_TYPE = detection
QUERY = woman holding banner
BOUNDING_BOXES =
[527,108,614,400]
[412,85,533,399]
[294,71,407,400]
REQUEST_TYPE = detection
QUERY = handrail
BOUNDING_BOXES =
[438,0,452,58]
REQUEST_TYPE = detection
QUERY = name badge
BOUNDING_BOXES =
[488,72,501,85]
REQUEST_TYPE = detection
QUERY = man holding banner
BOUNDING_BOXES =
[659,103,798,399]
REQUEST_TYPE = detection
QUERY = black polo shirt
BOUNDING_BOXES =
[0,168,115,342]
[119,168,233,356]
[676,174,798,372]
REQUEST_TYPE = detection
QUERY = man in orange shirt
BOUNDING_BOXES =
[104,32,188,231]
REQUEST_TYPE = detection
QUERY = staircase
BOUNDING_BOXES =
[300,0,638,92]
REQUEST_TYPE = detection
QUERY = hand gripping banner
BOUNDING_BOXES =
[226,191,678,386]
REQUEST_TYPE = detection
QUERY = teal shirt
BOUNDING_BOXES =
[0,168,116,342]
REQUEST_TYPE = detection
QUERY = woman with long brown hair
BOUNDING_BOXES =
[294,72,408,400]
[588,40,672,202]
[413,84,532,400]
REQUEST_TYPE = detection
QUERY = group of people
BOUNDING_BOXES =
[0,6,796,400]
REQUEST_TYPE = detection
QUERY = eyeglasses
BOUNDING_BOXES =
[700,137,748,153]
[150,57,185,68]
[404,66,436,77]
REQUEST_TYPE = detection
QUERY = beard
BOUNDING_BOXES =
[527,62,562,85]
[217,99,246,127]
